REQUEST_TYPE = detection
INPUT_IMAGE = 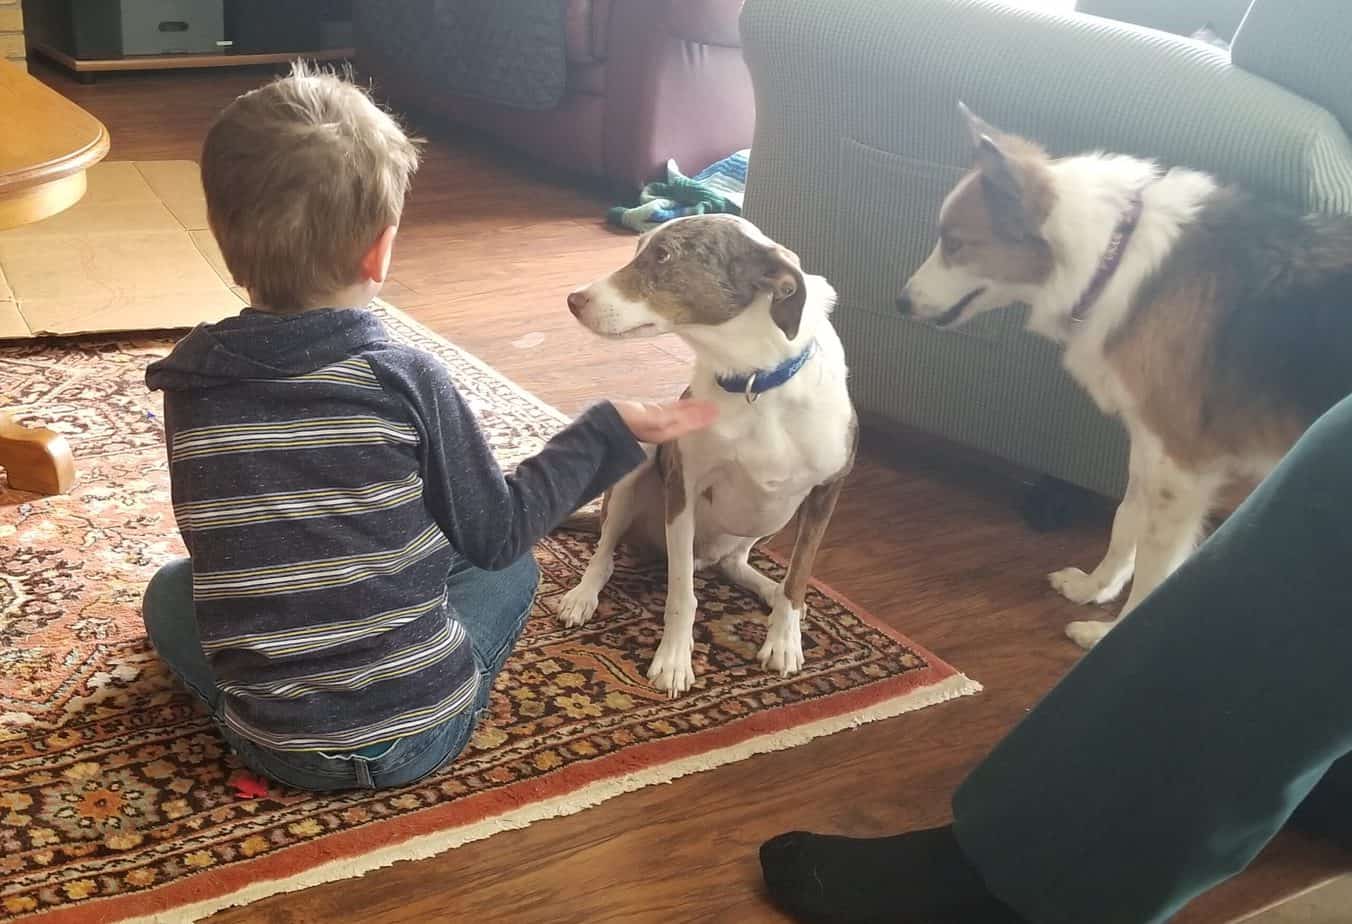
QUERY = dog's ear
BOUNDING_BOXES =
[957,103,1049,240]
[958,101,1002,150]
[976,135,1036,240]
[959,104,1041,240]
[976,134,1021,203]
[732,244,807,340]
[763,247,808,341]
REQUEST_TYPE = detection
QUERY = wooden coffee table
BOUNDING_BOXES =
[0,60,109,495]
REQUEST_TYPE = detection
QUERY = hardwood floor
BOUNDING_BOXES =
[31,61,1349,923]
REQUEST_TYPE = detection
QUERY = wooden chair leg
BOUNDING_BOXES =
[0,411,76,496]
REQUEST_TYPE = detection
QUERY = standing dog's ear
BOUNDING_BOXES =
[959,103,1039,240]
[977,136,1035,240]
[732,244,808,341]
[976,135,1022,204]
[958,101,1001,150]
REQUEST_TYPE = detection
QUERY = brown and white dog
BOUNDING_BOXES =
[899,104,1352,649]
[561,214,857,697]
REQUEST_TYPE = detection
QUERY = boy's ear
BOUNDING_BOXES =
[361,225,398,284]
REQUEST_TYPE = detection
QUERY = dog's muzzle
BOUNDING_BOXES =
[896,286,985,326]
[933,287,986,328]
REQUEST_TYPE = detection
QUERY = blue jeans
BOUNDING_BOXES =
[142,552,539,792]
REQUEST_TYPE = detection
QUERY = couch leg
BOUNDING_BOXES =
[1020,475,1089,533]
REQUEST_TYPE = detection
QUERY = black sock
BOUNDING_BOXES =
[759,824,1027,924]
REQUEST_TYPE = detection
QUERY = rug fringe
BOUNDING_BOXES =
[122,673,981,924]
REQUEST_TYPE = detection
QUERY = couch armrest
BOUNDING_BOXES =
[741,0,1352,223]
[1230,0,1352,135]
[664,0,744,48]
[1074,0,1251,41]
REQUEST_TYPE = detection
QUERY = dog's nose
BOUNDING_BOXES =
[896,291,914,316]
[567,290,589,317]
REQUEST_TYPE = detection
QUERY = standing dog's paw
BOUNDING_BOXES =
[557,584,600,628]
[1065,619,1113,650]
[647,633,696,698]
[1049,567,1110,605]
[758,603,804,676]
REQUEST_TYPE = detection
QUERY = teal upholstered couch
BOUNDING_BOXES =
[739,0,1352,498]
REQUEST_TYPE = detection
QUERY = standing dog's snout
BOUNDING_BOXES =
[896,289,914,316]
[567,290,589,317]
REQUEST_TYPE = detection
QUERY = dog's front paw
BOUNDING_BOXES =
[557,583,600,628]
[1065,619,1113,650]
[1049,567,1109,605]
[758,603,804,677]
[647,633,696,699]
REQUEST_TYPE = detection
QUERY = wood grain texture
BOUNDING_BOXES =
[0,59,104,488]
[31,42,353,74]
[0,0,22,64]
[0,59,108,194]
[0,167,85,230]
[30,60,1349,923]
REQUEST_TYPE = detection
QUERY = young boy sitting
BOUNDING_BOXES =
[142,66,715,792]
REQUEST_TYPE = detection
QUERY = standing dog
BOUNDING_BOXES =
[560,214,857,697]
[899,104,1352,649]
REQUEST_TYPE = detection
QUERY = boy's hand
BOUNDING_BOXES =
[612,398,719,444]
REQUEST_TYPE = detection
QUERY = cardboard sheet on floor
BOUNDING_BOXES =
[0,161,244,339]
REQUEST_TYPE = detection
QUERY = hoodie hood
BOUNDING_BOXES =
[146,307,389,391]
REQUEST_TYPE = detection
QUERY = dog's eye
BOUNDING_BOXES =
[942,234,964,257]
[653,245,672,264]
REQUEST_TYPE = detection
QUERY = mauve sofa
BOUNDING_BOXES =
[355,0,754,191]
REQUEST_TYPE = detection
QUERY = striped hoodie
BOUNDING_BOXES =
[145,307,645,752]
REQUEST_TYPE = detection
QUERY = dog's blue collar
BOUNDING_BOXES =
[715,340,818,403]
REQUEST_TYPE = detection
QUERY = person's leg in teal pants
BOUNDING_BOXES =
[761,392,1352,924]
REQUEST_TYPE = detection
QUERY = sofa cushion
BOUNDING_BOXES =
[565,0,593,61]
[1230,0,1352,135]
[666,0,743,48]
[566,0,614,62]
[592,0,612,59]
[1075,0,1250,41]
[568,60,606,96]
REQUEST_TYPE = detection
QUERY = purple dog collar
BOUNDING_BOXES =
[1069,188,1147,324]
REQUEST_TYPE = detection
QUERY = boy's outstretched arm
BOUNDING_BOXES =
[368,347,714,570]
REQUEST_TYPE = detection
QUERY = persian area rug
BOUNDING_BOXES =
[0,302,980,923]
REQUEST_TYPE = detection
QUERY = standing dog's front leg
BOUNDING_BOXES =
[1049,438,1148,605]
[761,475,846,676]
[648,443,698,698]
[1065,457,1219,650]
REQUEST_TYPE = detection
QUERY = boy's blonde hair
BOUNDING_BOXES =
[201,63,420,311]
